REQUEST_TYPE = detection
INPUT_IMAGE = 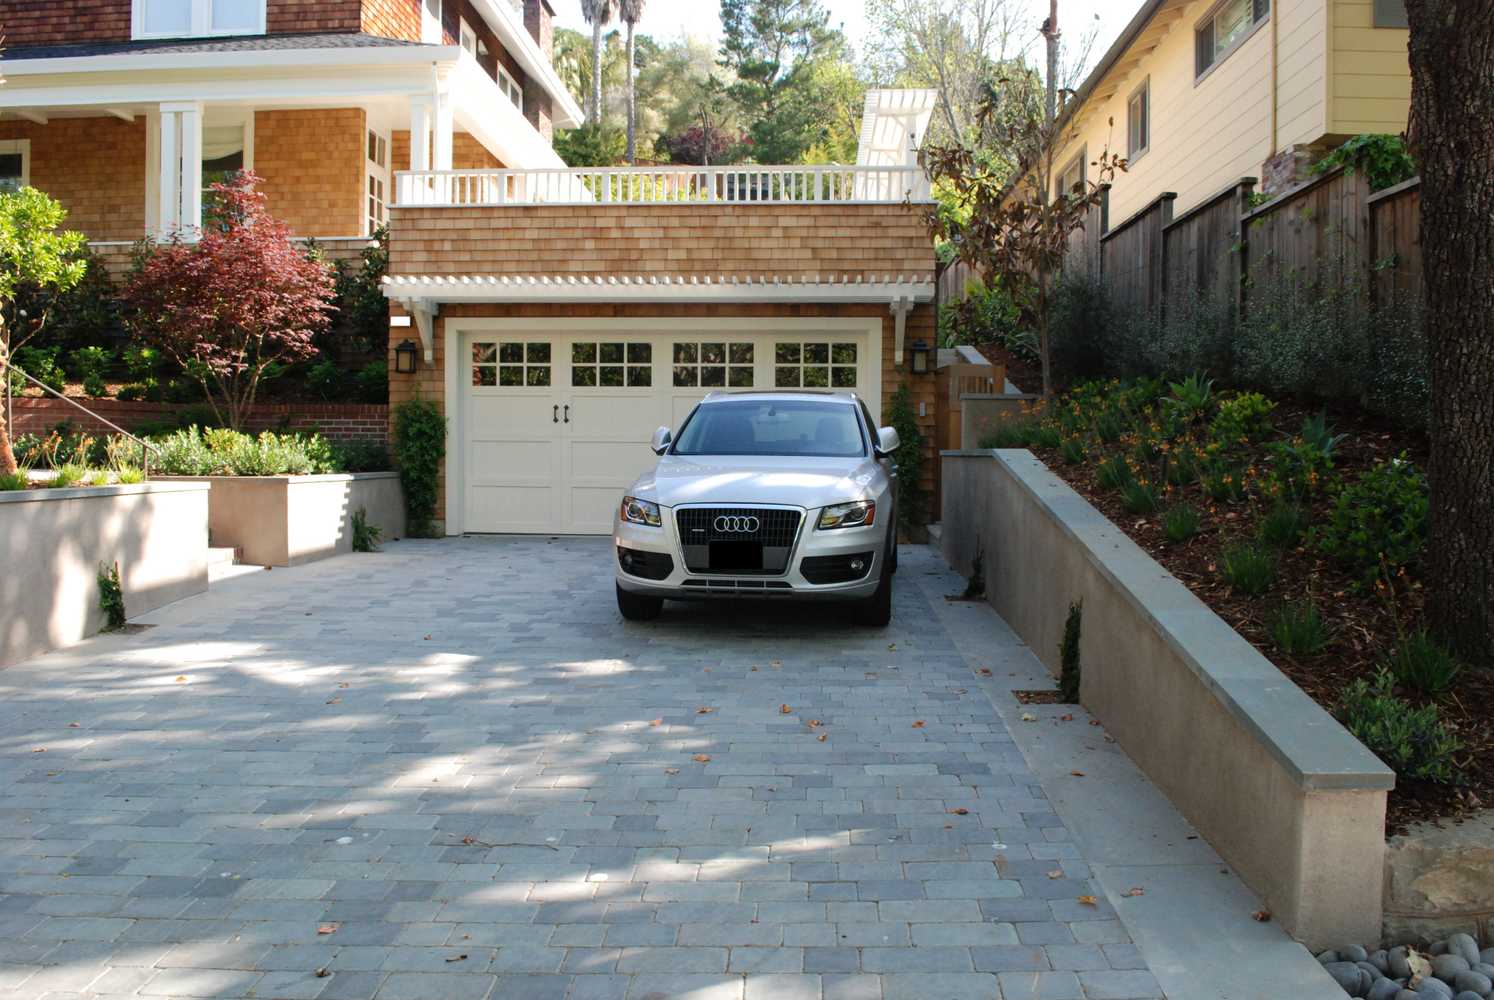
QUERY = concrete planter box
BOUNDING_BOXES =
[161,472,405,567]
[0,482,210,666]
[939,449,1396,950]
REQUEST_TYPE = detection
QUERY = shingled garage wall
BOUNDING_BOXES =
[254,109,367,238]
[0,118,146,243]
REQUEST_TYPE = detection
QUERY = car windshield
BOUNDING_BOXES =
[672,399,866,458]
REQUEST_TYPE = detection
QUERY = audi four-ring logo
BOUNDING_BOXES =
[714,515,760,533]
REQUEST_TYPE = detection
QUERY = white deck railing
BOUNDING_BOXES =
[395,165,932,208]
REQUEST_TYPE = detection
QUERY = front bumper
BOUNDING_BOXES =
[614,504,885,601]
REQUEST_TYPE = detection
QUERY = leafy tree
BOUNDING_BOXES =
[0,187,88,475]
[1404,0,1494,665]
[921,80,1124,399]
[554,123,628,166]
[121,172,335,430]
[718,0,844,164]
[660,123,748,165]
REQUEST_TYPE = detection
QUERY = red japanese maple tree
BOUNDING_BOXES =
[122,172,335,429]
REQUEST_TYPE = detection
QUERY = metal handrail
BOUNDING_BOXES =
[7,365,159,478]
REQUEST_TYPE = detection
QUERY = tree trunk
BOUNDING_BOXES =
[626,23,638,164]
[0,325,16,477]
[1044,0,1060,126]
[1405,0,1494,666]
[591,21,605,125]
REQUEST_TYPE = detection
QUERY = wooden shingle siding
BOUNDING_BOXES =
[386,204,937,280]
[267,0,363,34]
[0,118,146,242]
[254,109,367,238]
[3,0,132,47]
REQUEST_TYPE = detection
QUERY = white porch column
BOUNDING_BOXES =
[155,101,204,237]
[432,86,454,172]
[408,96,432,206]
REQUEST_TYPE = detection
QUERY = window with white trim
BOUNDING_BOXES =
[1195,0,1270,78]
[1372,0,1408,27]
[497,64,525,113]
[422,0,444,44]
[0,140,31,194]
[1127,79,1150,160]
[472,341,551,387]
[774,342,857,389]
[460,17,479,57]
[366,129,390,237]
[133,0,266,38]
[1056,149,1085,201]
[673,342,754,388]
[572,341,652,387]
[202,123,247,219]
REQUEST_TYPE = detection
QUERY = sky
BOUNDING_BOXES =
[549,0,1137,80]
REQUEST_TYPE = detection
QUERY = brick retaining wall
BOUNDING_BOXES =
[10,398,389,443]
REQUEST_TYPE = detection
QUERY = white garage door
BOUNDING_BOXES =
[459,326,877,534]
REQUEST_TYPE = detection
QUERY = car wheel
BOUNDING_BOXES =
[853,558,893,627]
[616,583,663,621]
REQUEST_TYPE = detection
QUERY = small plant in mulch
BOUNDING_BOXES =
[351,507,383,553]
[1219,540,1277,596]
[1269,599,1330,657]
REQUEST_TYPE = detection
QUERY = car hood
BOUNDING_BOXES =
[633,454,880,509]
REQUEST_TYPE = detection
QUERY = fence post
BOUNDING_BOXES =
[1235,177,1257,321]
[1157,193,1176,326]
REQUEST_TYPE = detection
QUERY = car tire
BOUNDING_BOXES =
[616,583,663,621]
[853,556,893,627]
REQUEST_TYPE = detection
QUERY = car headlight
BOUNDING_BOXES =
[818,500,876,530]
[620,496,663,527]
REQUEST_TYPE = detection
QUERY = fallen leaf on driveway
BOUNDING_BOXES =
[947,808,969,815]
[911,720,925,728]
[1078,896,1099,906]
[1251,910,1271,922]
[664,768,680,775]
[461,836,477,845]
[1046,870,1064,879]
[1020,713,1037,722]
[649,719,663,727]
[445,954,468,963]
[1124,887,1145,897]
[807,719,822,728]
[888,643,897,651]
[175,676,187,683]
[423,634,432,641]
[67,722,79,728]
[780,704,792,714]
[978,668,993,676]
[325,697,341,705]
[314,968,330,978]
[317,924,338,935]
[692,754,711,762]
[1088,720,1102,726]
[816,734,827,742]
[696,707,714,715]
[337,682,350,689]
[1059,714,1074,722]
[1070,771,1085,777]
[31,747,45,753]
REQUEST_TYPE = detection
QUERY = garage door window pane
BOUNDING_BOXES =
[702,366,726,387]
[701,343,725,365]
[627,366,651,387]
[526,366,550,387]
[805,343,829,365]
[674,343,698,364]
[832,366,857,388]
[804,367,830,388]
[674,366,698,387]
[775,366,800,388]
[775,343,801,364]
[473,366,496,386]
[499,366,524,386]
[600,366,625,387]
[573,342,597,364]
[675,341,754,389]
[527,343,550,364]
[499,342,523,363]
[832,344,857,365]
[600,343,625,364]
[573,366,598,387]
[627,342,651,364]
[775,341,858,391]
[730,343,754,365]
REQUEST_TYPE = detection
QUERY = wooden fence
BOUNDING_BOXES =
[939,165,1423,322]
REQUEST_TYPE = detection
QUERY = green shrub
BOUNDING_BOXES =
[888,385,924,533]
[97,561,126,631]
[351,507,383,552]
[70,346,112,397]
[49,463,87,488]
[123,344,163,382]
[116,380,160,402]
[1382,629,1462,696]
[1270,600,1329,656]
[1163,372,1215,425]
[12,346,65,393]
[1337,670,1461,784]
[355,361,388,403]
[1260,501,1309,549]
[980,416,1037,450]
[1312,133,1417,192]
[115,466,145,485]
[1264,435,1334,499]
[0,470,28,491]
[1058,600,1082,703]
[1210,392,1276,446]
[1096,454,1134,491]
[1314,454,1428,588]
[1050,274,1114,381]
[1163,449,1199,487]
[393,397,447,537]
[147,427,359,477]
[1162,504,1201,544]
[938,278,1024,354]
[1093,409,1125,444]
[1201,464,1246,502]
[330,439,391,473]
[1119,478,1160,515]
[1059,437,1087,465]
[306,360,345,400]
[1220,541,1276,595]
[1031,424,1063,450]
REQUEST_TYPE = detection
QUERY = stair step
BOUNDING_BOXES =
[206,546,241,567]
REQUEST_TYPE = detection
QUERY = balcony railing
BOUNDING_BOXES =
[395,165,932,208]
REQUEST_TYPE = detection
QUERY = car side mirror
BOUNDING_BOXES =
[650,426,672,455]
[875,426,901,456]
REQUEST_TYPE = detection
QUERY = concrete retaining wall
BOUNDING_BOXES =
[0,482,210,666]
[939,449,1396,950]
[162,473,404,567]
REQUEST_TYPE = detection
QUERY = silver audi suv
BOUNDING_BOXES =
[613,391,900,626]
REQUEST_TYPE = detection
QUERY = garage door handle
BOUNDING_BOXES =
[563,404,571,423]
[553,404,559,424]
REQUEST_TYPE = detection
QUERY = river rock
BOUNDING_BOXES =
[1392,948,1415,979]
[1474,964,1494,980]
[1450,935,1483,967]
[1482,951,1494,966]
[1372,951,1393,975]
[1345,945,1372,963]
[1452,970,1492,996]
[1454,993,1485,1000]
[1398,992,1422,1000]
[1421,978,1455,998]
[1434,943,1452,957]
[1435,956,1474,982]
[1319,950,1342,964]
[1327,962,1372,995]
[1369,979,1404,1000]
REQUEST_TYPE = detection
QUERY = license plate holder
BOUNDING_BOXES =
[710,541,763,571]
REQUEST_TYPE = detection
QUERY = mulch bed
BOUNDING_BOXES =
[1007,390,1489,835]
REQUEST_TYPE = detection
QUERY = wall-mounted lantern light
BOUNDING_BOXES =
[909,339,933,376]
[394,339,419,375]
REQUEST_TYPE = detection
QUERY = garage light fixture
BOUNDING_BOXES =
[909,339,932,376]
[394,339,419,375]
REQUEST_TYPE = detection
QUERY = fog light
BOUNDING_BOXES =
[621,552,635,571]
[849,558,866,572]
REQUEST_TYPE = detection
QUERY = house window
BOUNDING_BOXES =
[1195,0,1269,78]
[0,140,31,194]
[472,341,551,387]
[673,342,754,388]
[460,17,479,57]
[572,341,651,387]
[201,123,247,220]
[774,342,857,389]
[1372,0,1408,27]
[366,129,390,237]
[1128,80,1150,160]
[1056,150,1085,201]
[422,0,444,44]
[497,65,525,113]
[134,0,266,38]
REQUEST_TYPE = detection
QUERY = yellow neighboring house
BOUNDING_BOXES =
[1048,0,1411,223]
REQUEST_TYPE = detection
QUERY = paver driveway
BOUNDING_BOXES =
[0,538,1163,1000]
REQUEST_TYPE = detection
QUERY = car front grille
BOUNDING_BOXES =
[676,507,802,575]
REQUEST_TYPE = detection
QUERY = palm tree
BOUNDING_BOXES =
[579,0,617,125]
[619,0,647,163]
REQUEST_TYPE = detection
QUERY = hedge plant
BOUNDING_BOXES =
[393,397,446,537]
